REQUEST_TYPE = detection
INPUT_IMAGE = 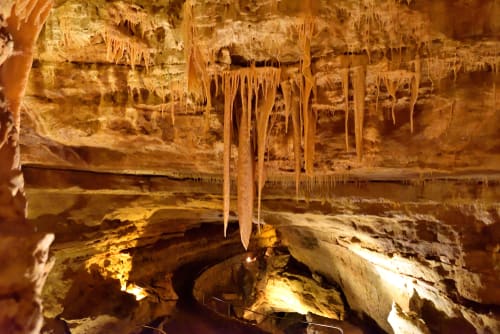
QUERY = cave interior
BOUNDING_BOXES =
[0,0,499,333]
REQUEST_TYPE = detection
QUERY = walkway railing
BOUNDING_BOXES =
[200,294,344,334]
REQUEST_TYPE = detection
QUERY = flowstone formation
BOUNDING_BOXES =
[12,0,500,333]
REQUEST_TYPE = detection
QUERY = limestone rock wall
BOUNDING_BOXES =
[0,1,54,333]
[271,181,500,333]
[25,167,500,333]
[21,0,500,179]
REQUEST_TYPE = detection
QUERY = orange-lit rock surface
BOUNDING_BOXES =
[0,1,53,334]
[11,0,500,333]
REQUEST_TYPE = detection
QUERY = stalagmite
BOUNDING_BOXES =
[352,65,366,160]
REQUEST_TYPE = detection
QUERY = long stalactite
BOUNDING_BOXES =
[220,67,280,248]
[279,75,302,199]
[255,69,280,232]
[183,0,211,112]
[222,72,240,237]
[341,67,350,152]
[296,16,316,176]
[352,65,366,160]
[410,56,421,133]
[181,3,428,248]
[237,74,254,250]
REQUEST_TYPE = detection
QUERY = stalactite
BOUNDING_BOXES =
[109,2,157,39]
[222,72,239,237]
[246,68,253,138]
[204,71,216,133]
[352,65,366,160]
[255,68,280,231]
[237,74,254,250]
[341,67,350,151]
[382,70,413,126]
[375,74,381,114]
[168,80,181,125]
[493,2,498,114]
[220,67,280,247]
[409,56,421,133]
[183,0,198,94]
[214,73,220,96]
[281,80,292,133]
[384,74,398,125]
[0,2,54,334]
[290,84,302,199]
[183,0,211,109]
[13,0,52,28]
[296,16,316,175]
[101,28,151,70]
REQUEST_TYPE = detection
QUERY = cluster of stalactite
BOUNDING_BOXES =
[214,15,323,248]
[181,2,419,248]
[219,66,281,249]
[101,27,152,70]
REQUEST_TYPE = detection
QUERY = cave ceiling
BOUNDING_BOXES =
[22,0,500,178]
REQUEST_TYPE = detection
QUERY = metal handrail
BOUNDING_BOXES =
[204,295,344,334]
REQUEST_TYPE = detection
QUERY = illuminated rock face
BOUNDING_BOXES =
[273,181,500,333]
[9,0,500,333]
[193,249,345,328]
[0,1,53,334]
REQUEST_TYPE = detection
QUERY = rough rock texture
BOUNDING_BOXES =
[22,0,500,178]
[0,1,54,334]
[13,0,500,333]
[241,253,344,323]
[388,302,431,334]
[26,167,500,333]
[193,249,345,328]
[25,167,279,333]
[271,180,500,333]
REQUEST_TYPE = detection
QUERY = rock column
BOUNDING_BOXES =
[0,1,54,333]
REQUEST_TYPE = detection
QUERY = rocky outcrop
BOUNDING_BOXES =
[272,180,500,333]
[25,167,500,333]
[193,249,345,329]
[0,1,53,333]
